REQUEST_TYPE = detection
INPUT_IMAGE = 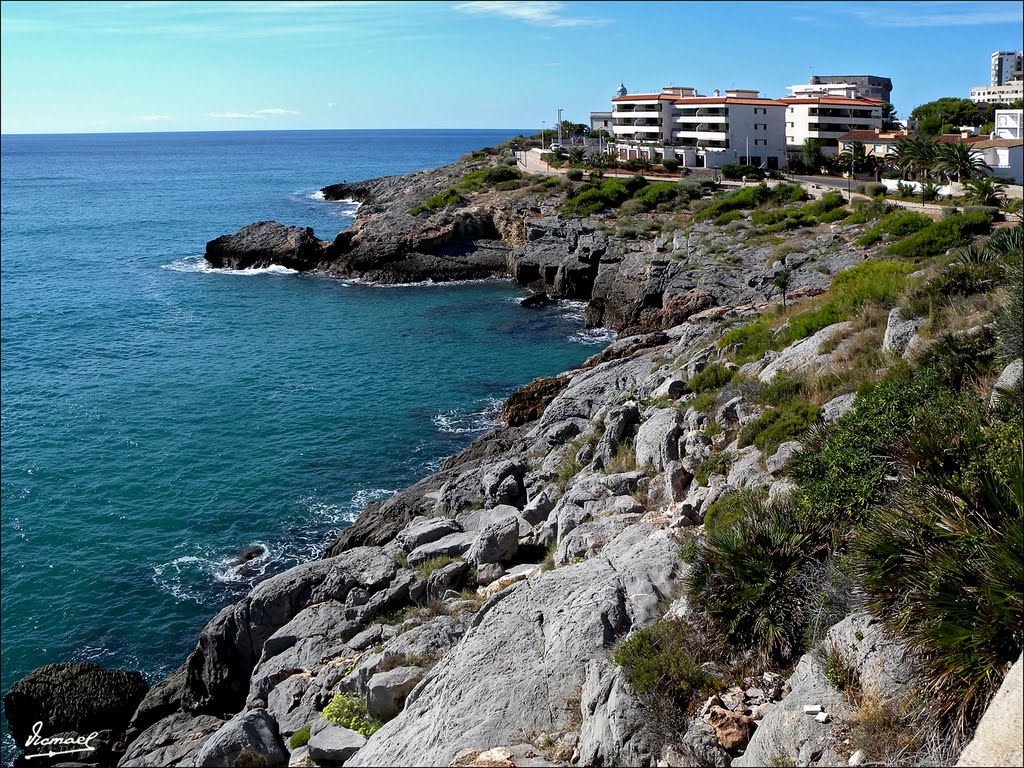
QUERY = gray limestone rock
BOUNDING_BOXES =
[989,358,1023,409]
[821,393,856,423]
[726,446,773,491]
[192,708,287,768]
[306,720,366,766]
[465,514,520,565]
[366,666,425,721]
[426,560,469,602]
[956,653,1023,767]
[576,659,657,767]
[757,322,854,383]
[347,523,684,767]
[407,532,476,567]
[634,407,681,473]
[394,518,464,553]
[475,562,505,586]
[766,441,802,475]
[882,307,924,356]
[554,513,641,565]
[118,711,224,768]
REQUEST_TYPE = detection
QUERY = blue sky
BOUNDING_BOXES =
[1,0,1022,134]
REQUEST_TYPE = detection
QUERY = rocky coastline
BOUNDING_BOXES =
[5,152,1021,768]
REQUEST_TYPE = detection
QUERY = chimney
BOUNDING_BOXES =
[714,89,720,97]
[874,127,881,134]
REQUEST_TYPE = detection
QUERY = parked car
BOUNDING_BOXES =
[549,143,564,153]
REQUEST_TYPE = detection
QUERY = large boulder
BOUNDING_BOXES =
[181,547,398,717]
[634,407,681,473]
[119,711,224,767]
[757,322,853,383]
[576,659,658,766]
[366,666,425,721]
[347,523,684,767]
[881,307,924,356]
[956,653,1024,767]
[205,221,327,271]
[465,515,520,565]
[191,708,287,767]
[394,518,464,553]
[4,662,149,764]
[306,718,366,765]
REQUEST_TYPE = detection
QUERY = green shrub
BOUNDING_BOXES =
[561,176,647,216]
[920,181,940,202]
[739,403,820,455]
[613,619,721,713]
[695,450,733,486]
[662,157,681,173]
[846,198,894,225]
[863,182,887,198]
[703,487,756,534]
[692,184,771,222]
[853,421,1023,727]
[719,320,773,365]
[887,212,992,259]
[715,209,744,226]
[322,694,383,736]
[631,181,684,211]
[807,191,846,216]
[409,188,463,216]
[769,183,810,205]
[566,168,584,182]
[855,210,931,247]
[994,235,1023,361]
[687,492,825,661]
[818,207,852,223]
[687,389,719,414]
[758,371,806,407]
[721,163,765,180]
[689,362,735,393]
[289,725,311,749]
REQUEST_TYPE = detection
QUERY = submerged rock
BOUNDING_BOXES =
[205,221,327,271]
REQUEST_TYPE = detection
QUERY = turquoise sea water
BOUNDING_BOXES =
[0,130,609,755]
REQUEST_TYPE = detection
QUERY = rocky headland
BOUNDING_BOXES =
[6,150,1022,767]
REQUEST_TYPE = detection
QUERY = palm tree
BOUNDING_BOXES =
[839,140,867,174]
[905,138,939,180]
[568,146,586,165]
[802,138,824,172]
[933,143,990,183]
[889,139,917,179]
[961,176,1008,206]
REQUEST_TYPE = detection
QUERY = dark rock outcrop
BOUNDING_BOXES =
[501,376,569,427]
[204,221,328,271]
[4,662,148,765]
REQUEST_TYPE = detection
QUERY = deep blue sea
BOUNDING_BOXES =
[0,129,609,757]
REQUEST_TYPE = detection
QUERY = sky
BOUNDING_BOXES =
[1,0,1022,135]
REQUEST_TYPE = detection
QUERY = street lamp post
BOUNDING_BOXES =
[848,155,854,201]
[557,108,563,148]
[541,120,546,149]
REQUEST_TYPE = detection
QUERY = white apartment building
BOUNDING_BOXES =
[970,82,1024,104]
[970,50,1023,104]
[781,94,884,156]
[611,87,698,150]
[671,89,787,170]
[972,138,1023,183]
[991,51,1023,86]
[993,109,1023,139]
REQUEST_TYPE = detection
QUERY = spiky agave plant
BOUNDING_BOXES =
[853,408,1023,732]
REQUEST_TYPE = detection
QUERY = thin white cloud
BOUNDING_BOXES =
[132,114,172,121]
[327,102,337,108]
[453,1,607,28]
[789,1,1022,28]
[208,108,300,119]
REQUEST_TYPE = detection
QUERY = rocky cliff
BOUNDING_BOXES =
[6,156,1021,768]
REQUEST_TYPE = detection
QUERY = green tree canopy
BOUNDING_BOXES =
[911,97,981,131]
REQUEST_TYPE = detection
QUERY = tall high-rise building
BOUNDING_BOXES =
[991,50,1023,86]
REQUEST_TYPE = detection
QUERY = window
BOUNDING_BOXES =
[755,139,767,146]
[755,123,766,130]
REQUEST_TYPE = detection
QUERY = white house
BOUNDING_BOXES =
[671,89,787,170]
[973,138,1024,183]
[993,109,1023,139]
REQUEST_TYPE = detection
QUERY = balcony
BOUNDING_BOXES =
[612,125,662,136]
[676,108,728,120]
[614,109,660,119]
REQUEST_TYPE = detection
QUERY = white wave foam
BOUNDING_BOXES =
[432,397,504,434]
[557,299,616,345]
[308,190,326,201]
[161,255,298,276]
[343,276,513,289]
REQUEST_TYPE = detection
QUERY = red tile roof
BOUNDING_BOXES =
[673,97,785,106]
[838,130,912,141]
[780,96,882,107]
[612,93,681,102]
[933,134,985,144]
[968,138,1023,149]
